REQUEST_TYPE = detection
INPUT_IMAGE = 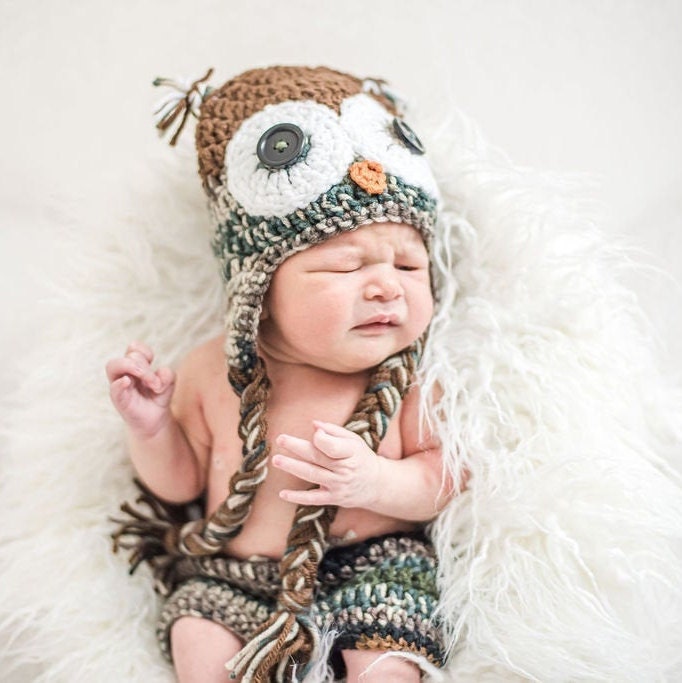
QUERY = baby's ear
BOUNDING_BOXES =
[259,302,270,321]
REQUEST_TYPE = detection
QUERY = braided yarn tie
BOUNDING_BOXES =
[345,345,419,451]
[226,612,316,682]
[178,357,272,555]
[226,501,336,682]
[225,339,424,681]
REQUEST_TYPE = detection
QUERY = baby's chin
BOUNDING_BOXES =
[327,339,420,374]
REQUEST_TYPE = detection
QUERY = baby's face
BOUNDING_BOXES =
[258,222,433,374]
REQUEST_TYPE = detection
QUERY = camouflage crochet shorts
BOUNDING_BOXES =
[157,531,445,676]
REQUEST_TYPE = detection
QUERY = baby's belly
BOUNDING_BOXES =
[218,501,420,560]
[329,508,421,547]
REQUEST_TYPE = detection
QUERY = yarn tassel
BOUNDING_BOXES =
[110,479,201,594]
[225,612,319,682]
[153,67,214,146]
[224,501,336,681]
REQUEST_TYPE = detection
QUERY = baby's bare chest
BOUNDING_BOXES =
[203,377,403,514]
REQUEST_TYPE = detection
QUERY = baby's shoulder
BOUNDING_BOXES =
[173,335,237,424]
[178,335,226,375]
[174,335,230,397]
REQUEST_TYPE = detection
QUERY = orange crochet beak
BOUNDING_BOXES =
[349,160,387,195]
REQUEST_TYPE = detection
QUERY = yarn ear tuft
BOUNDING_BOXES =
[362,77,408,116]
[152,67,214,146]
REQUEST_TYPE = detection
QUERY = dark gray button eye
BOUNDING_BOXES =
[256,123,305,169]
[392,118,425,155]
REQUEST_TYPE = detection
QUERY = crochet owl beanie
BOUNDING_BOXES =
[194,65,439,386]
[116,65,442,682]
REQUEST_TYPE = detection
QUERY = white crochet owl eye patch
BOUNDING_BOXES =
[226,100,353,217]
[339,95,439,199]
[225,94,439,218]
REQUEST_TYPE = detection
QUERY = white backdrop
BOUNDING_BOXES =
[1,0,681,387]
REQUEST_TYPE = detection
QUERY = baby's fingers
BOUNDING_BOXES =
[106,357,135,383]
[275,434,318,462]
[278,487,332,507]
[126,341,154,364]
[271,454,334,487]
[155,366,176,393]
[109,375,134,409]
[151,366,176,407]
[311,421,354,438]
[105,356,161,392]
[312,422,362,459]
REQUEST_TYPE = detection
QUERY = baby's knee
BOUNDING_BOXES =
[170,617,242,683]
[342,648,421,683]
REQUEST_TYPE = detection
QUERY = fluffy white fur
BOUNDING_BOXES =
[421,111,682,681]
[1,108,681,683]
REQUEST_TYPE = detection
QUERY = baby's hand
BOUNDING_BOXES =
[272,421,382,510]
[105,341,176,438]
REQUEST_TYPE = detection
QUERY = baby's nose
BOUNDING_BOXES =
[349,160,387,195]
[364,268,403,300]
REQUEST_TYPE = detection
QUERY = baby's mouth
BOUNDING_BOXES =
[353,314,399,331]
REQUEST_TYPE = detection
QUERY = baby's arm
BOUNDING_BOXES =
[106,341,207,503]
[273,421,450,521]
[272,387,454,521]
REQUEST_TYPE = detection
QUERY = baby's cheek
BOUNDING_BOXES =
[422,297,435,326]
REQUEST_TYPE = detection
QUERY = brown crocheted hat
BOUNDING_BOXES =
[171,65,441,390]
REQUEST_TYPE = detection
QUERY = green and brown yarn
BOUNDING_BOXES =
[176,357,272,555]
[156,533,444,676]
[113,64,440,681]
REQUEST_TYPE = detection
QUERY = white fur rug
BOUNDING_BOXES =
[1,109,681,682]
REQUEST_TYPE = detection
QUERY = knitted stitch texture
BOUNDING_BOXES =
[156,533,445,676]
[196,66,398,185]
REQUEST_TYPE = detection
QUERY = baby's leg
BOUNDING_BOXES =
[170,616,242,683]
[342,649,421,683]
